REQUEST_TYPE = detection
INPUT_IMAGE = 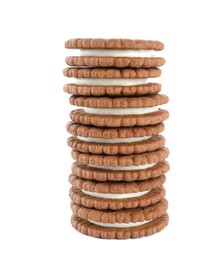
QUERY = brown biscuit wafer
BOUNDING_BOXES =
[71,199,168,239]
[69,94,169,108]
[65,38,164,50]
[67,135,165,155]
[65,56,165,68]
[63,67,161,78]
[70,109,169,127]
[71,161,170,182]
[70,187,165,210]
[67,122,164,138]
[70,174,165,194]
[63,83,162,97]
[71,147,169,167]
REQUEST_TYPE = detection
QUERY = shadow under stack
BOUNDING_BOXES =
[64,38,169,239]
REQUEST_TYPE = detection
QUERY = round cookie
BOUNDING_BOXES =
[71,161,169,182]
[67,135,165,155]
[65,56,165,68]
[70,187,165,211]
[71,147,169,167]
[67,122,165,139]
[72,198,168,224]
[69,175,166,210]
[71,199,168,239]
[69,109,169,127]
[69,94,169,108]
[63,82,162,97]
[69,92,168,127]
[65,38,164,50]
[63,67,161,78]
[72,214,168,239]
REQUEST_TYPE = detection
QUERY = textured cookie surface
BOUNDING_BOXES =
[67,135,165,155]
[71,147,169,167]
[69,175,166,210]
[65,38,164,50]
[67,122,164,138]
[70,109,169,127]
[70,187,166,210]
[65,56,165,68]
[69,94,169,108]
[72,161,169,181]
[63,67,161,78]
[72,214,168,239]
[72,198,168,222]
[69,175,166,193]
[63,83,162,97]
[71,199,168,239]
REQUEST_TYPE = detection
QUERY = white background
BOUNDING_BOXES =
[0,0,220,259]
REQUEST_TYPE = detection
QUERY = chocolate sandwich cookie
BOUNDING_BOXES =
[65,38,165,68]
[63,82,162,97]
[69,94,168,127]
[67,117,166,155]
[71,161,169,182]
[68,93,169,129]
[71,198,168,239]
[71,147,169,167]
[69,175,166,210]
[64,68,164,107]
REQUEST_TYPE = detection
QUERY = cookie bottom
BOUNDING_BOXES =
[65,56,165,68]
[63,83,161,96]
[71,213,169,239]
[70,109,169,127]
[70,186,166,210]
[72,161,169,181]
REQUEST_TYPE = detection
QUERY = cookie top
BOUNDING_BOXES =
[70,187,166,210]
[72,198,168,223]
[63,82,162,97]
[72,161,170,182]
[67,135,165,155]
[72,213,168,239]
[65,38,164,50]
[71,146,169,167]
[67,122,164,138]
[70,109,169,127]
[65,56,165,68]
[69,94,168,108]
[63,67,161,78]
[69,175,166,194]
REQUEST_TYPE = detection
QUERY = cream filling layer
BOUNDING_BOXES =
[89,220,151,228]
[83,106,158,115]
[79,49,156,57]
[82,190,150,199]
[77,136,151,143]
[72,78,148,86]
[88,162,156,171]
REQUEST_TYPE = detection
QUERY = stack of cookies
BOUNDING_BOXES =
[64,38,170,239]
